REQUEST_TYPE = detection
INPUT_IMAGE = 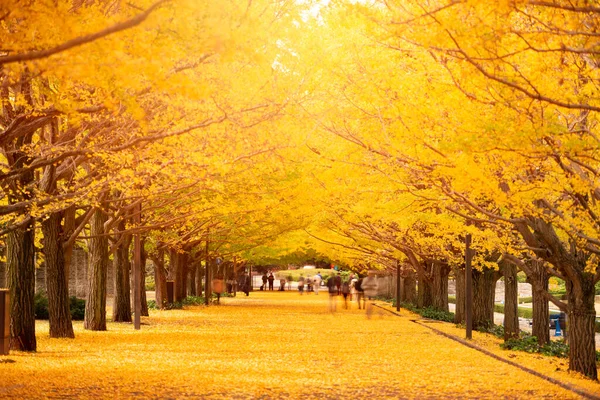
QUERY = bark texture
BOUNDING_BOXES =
[151,250,167,309]
[139,241,148,316]
[453,266,465,324]
[7,221,36,351]
[566,277,597,380]
[529,261,550,346]
[472,268,500,331]
[112,222,132,323]
[401,269,417,304]
[84,208,108,331]
[502,261,519,341]
[431,261,450,312]
[41,212,74,338]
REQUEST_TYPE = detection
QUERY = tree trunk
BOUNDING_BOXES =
[152,250,167,309]
[431,261,449,312]
[84,208,108,331]
[170,250,182,302]
[502,261,519,341]
[41,212,74,338]
[0,252,6,288]
[529,261,550,346]
[175,252,188,301]
[566,276,598,380]
[7,220,36,351]
[112,223,132,323]
[417,272,433,309]
[402,269,417,304]
[472,268,499,330]
[454,265,465,324]
[188,265,197,296]
[139,240,148,316]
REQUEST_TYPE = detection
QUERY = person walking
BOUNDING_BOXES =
[279,277,286,291]
[240,273,251,296]
[341,279,350,309]
[334,273,342,295]
[298,275,305,295]
[355,275,364,309]
[268,273,275,291]
[350,274,358,302]
[313,273,322,295]
[362,271,379,318]
[261,273,268,291]
[327,275,337,312]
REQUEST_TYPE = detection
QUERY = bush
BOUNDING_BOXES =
[145,275,155,291]
[148,295,206,310]
[34,292,49,319]
[147,300,158,310]
[500,332,600,361]
[34,293,86,320]
[69,296,85,320]
[479,324,504,338]
[399,301,455,323]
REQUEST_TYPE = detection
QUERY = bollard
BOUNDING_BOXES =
[0,289,9,355]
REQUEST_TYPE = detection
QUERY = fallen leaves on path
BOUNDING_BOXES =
[0,293,596,398]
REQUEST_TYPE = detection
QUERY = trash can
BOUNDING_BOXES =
[166,281,174,304]
[0,289,9,355]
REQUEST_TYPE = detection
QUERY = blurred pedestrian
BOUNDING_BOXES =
[362,271,379,318]
[313,273,322,295]
[350,274,358,301]
[341,278,350,309]
[279,277,286,291]
[327,275,337,312]
[298,275,305,295]
[240,273,251,296]
[355,275,364,309]
[268,273,275,291]
[334,273,342,295]
[261,273,268,291]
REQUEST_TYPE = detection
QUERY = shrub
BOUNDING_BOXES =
[501,332,600,360]
[145,276,155,291]
[69,296,85,320]
[479,324,504,338]
[34,292,49,319]
[399,302,455,323]
[34,293,86,320]
[147,300,158,310]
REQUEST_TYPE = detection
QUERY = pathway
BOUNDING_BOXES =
[0,292,598,398]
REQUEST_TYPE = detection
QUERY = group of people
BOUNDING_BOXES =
[297,271,379,316]
[297,272,323,294]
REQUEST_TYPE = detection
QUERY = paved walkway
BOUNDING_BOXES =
[2,292,597,398]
